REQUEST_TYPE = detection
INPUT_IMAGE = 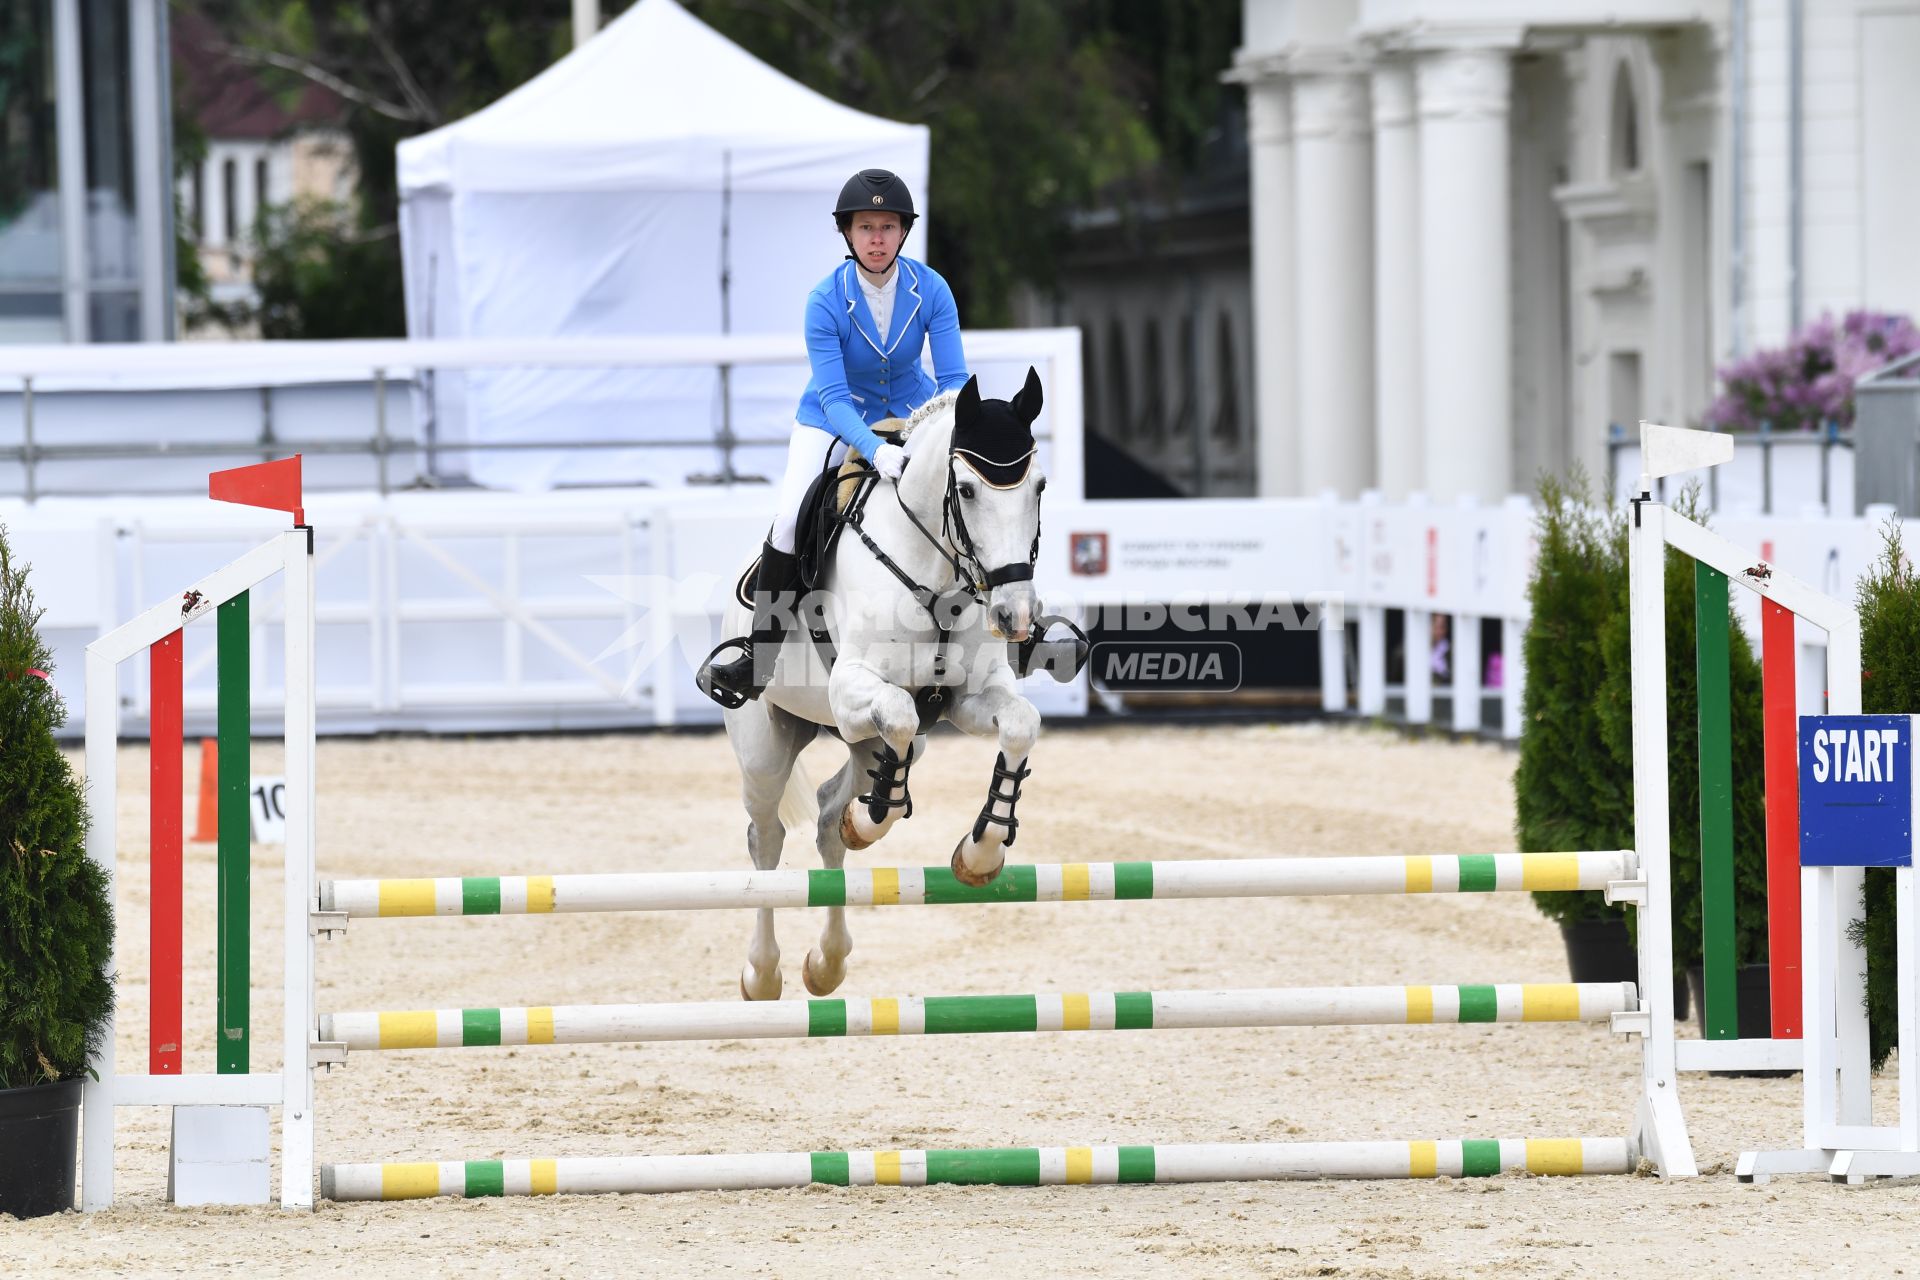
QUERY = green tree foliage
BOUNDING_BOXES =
[181,0,1241,335]
[1515,470,1632,924]
[1516,475,1770,982]
[0,0,56,225]
[1854,516,1919,1068]
[0,529,113,1091]
[249,198,406,338]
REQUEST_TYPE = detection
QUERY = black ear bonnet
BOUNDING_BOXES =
[951,368,1042,488]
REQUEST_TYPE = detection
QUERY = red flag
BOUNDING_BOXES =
[210,455,304,525]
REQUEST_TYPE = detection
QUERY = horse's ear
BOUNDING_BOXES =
[1011,366,1043,425]
[956,374,981,425]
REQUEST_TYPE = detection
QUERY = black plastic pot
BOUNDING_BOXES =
[1559,916,1689,1021]
[0,1077,82,1219]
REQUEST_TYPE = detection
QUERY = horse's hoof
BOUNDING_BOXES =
[840,803,874,851]
[740,964,782,1001]
[950,839,1004,888]
[802,948,845,997]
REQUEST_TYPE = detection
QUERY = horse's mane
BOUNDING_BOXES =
[899,389,960,441]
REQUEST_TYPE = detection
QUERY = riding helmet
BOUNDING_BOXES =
[834,169,916,231]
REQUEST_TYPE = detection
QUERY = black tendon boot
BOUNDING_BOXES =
[697,543,800,708]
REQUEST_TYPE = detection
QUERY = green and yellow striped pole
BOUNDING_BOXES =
[322,1136,1636,1200]
[319,982,1637,1051]
[319,851,1640,919]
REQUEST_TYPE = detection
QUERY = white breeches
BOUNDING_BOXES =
[769,424,850,555]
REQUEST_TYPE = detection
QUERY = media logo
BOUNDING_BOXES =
[1090,641,1241,693]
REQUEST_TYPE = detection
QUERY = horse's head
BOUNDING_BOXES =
[946,369,1046,643]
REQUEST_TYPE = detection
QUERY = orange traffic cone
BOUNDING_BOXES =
[191,738,218,842]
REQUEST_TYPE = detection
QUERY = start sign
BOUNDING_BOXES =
[1800,714,1917,867]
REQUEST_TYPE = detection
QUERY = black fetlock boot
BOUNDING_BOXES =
[697,542,800,708]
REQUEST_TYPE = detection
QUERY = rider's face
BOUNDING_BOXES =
[849,214,903,273]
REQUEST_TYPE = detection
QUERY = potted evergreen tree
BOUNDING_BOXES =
[1515,472,1641,984]
[1855,515,1920,1069]
[1518,475,1771,1022]
[0,527,113,1219]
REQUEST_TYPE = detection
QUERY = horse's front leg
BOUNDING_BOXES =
[803,734,927,996]
[827,658,922,850]
[729,705,804,1001]
[946,673,1041,886]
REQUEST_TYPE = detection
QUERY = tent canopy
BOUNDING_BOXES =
[394,0,931,491]
[398,0,926,194]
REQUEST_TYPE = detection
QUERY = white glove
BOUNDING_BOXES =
[873,443,908,481]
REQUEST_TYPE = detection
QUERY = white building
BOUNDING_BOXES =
[171,8,355,324]
[1232,0,1920,500]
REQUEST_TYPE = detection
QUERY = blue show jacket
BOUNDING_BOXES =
[795,256,969,460]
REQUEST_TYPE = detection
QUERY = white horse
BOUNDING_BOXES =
[719,371,1049,1000]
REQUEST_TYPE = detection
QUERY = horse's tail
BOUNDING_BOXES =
[779,755,820,836]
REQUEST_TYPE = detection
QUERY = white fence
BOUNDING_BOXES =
[14,485,1898,741]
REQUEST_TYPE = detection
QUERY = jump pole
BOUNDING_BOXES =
[320,982,1638,1051]
[320,851,1640,918]
[323,1138,1637,1201]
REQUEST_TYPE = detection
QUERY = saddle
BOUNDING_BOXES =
[795,418,909,591]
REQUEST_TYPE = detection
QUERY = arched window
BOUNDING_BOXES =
[1081,325,1100,435]
[1141,319,1165,444]
[1213,311,1241,443]
[221,157,238,246]
[1175,313,1196,441]
[1610,63,1641,177]
[1106,320,1131,442]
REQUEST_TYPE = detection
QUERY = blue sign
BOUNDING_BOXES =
[1799,714,1916,867]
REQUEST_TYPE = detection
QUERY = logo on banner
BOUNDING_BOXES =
[1070,531,1109,576]
[1799,714,1915,868]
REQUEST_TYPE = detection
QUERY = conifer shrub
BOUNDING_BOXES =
[1854,516,1919,1068]
[1517,475,1768,987]
[1515,471,1631,926]
[0,527,113,1090]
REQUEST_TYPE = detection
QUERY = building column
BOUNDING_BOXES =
[131,0,173,340]
[1246,74,1298,497]
[1371,59,1421,498]
[53,0,89,341]
[1290,68,1375,496]
[1417,46,1514,500]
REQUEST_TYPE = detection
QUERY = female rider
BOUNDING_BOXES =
[699,168,970,705]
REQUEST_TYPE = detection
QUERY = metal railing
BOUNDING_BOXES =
[0,330,1086,501]
[1606,422,1853,514]
[1605,426,1858,514]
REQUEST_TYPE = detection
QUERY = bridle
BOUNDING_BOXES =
[820,447,1040,731]
[896,452,1041,599]
[845,447,1041,626]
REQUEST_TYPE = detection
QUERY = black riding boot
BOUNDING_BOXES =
[697,543,800,707]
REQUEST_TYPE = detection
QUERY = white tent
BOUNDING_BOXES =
[397,0,929,490]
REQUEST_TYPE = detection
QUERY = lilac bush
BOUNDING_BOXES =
[1703,310,1920,432]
